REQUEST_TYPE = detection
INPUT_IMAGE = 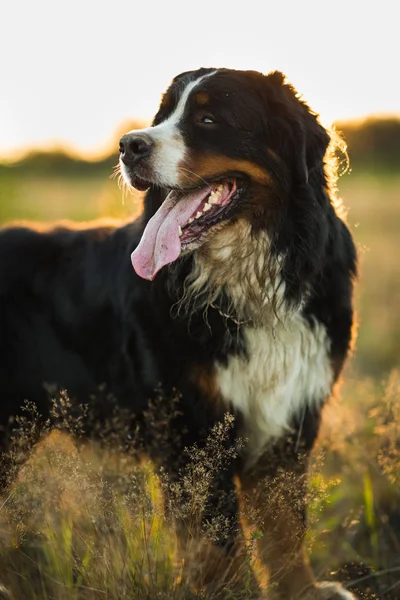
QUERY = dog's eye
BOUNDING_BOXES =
[196,113,216,125]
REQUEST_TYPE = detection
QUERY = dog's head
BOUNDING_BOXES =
[120,68,332,297]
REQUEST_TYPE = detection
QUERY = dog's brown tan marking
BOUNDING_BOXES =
[190,365,229,413]
[181,154,272,187]
[240,464,316,599]
[194,91,211,106]
[238,454,354,600]
[190,365,218,398]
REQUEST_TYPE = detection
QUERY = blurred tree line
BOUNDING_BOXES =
[337,117,400,171]
[0,119,144,177]
[0,117,399,175]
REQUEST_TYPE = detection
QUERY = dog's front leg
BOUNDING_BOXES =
[240,454,356,600]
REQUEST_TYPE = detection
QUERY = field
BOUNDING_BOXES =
[0,159,399,599]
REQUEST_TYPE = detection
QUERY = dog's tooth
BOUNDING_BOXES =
[204,203,211,211]
[209,197,217,205]
[178,226,183,236]
[196,211,202,219]
[188,217,194,224]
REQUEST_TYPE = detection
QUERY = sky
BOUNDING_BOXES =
[1,0,399,159]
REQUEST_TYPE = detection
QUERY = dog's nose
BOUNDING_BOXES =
[119,133,154,163]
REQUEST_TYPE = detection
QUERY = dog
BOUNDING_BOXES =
[0,68,357,599]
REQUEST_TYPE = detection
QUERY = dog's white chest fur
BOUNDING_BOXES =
[215,314,333,460]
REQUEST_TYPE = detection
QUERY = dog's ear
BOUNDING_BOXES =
[264,72,332,298]
[264,72,330,184]
[291,111,330,185]
[300,109,331,184]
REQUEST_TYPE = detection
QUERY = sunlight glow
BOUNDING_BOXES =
[1,0,399,159]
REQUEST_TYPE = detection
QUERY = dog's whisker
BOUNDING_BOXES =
[178,166,212,189]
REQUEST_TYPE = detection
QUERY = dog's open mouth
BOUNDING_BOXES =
[131,178,240,280]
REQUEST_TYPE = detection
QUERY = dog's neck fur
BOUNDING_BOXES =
[172,219,296,327]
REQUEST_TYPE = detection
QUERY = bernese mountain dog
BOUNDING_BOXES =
[0,68,357,599]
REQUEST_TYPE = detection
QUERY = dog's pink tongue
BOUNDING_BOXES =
[131,188,210,280]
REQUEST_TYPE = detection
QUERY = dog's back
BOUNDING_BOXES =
[0,223,150,425]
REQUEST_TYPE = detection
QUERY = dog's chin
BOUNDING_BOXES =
[119,161,153,191]
[126,174,151,192]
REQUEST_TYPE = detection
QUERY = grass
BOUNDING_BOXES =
[0,434,182,600]
[0,375,399,599]
[310,371,400,590]
[0,410,261,600]
[339,170,400,377]
[0,172,142,223]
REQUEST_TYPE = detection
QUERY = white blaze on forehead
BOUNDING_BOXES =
[151,71,216,135]
[121,71,216,188]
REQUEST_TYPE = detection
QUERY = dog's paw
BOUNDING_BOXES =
[316,581,356,600]
[271,581,357,600]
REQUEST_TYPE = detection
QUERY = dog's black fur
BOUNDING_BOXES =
[0,68,357,599]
